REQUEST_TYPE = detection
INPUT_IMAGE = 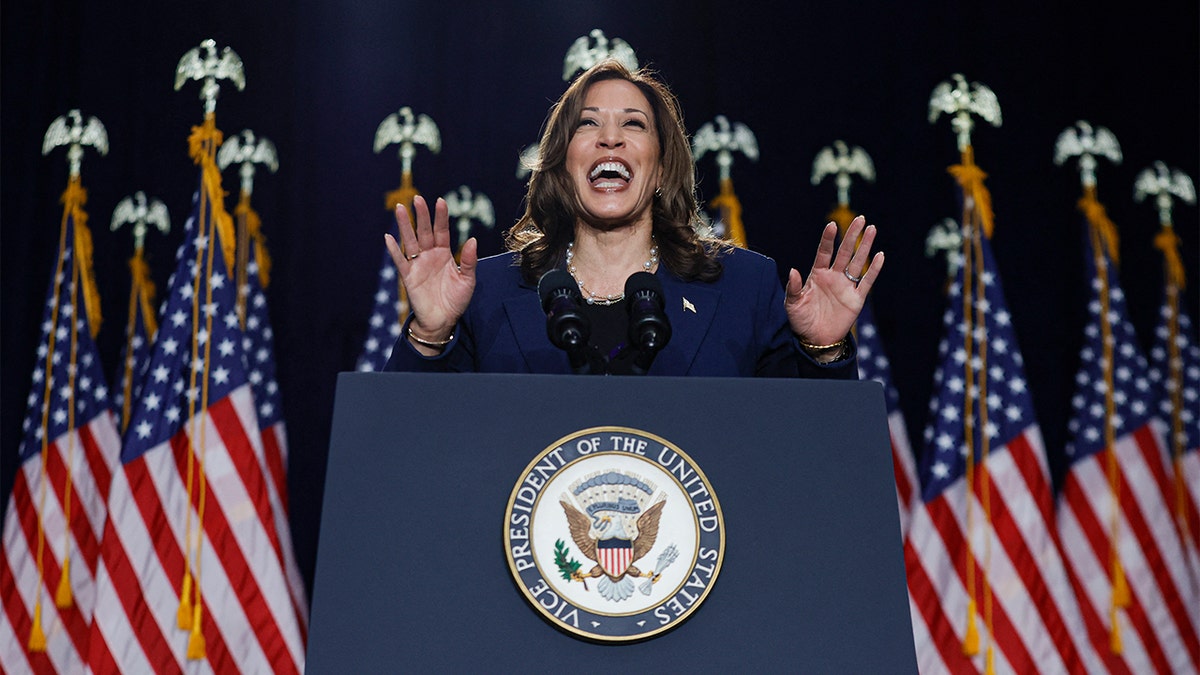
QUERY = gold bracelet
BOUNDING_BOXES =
[797,335,847,352]
[407,327,454,349]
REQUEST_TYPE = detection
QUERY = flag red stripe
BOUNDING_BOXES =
[1122,430,1200,665]
[43,435,102,580]
[1003,431,1055,534]
[0,548,54,672]
[1057,521,1136,675]
[83,625,124,675]
[207,398,288,575]
[181,398,301,675]
[1061,468,1174,673]
[262,424,289,514]
[10,463,95,657]
[925,495,1039,672]
[88,508,183,674]
[79,415,115,503]
[903,535,979,673]
[980,441,1086,672]
[118,452,198,673]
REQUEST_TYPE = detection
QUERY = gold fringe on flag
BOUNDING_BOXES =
[120,252,158,433]
[1078,187,1120,264]
[955,145,997,666]
[1155,221,1194,587]
[708,177,747,248]
[948,147,994,240]
[189,114,237,275]
[177,112,230,660]
[1089,215,1129,654]
[236,194,272,287]
[1155,227,1187,291]
[28,178,96,651]
[234,191,272,327]
[61,177,103,337]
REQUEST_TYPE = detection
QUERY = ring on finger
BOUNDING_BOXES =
[843,266,863,284]
[406,252,420,261]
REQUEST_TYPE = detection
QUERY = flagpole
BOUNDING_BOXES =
[173,38,246,658]
[930,72,1003,675]
[27,110,109,651]
[1137,161,1199,574]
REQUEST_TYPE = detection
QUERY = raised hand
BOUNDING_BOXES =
[384,195,478,346]
[785,215,883,347]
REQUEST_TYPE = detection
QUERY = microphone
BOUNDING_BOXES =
[538,269,600,374]
[624,271,671,375]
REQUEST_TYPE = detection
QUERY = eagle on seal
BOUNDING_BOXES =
[560,498,666,602]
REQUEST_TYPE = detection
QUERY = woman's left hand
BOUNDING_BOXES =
[785,215,884,346]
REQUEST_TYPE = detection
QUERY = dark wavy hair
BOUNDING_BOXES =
[505,59,729,285]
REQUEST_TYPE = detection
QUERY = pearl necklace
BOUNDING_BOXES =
[565,238,659,306]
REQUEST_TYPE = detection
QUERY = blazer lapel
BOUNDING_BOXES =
[655,271,719,375]
[502,281,571,373]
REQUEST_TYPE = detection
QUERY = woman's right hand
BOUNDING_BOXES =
[384,195,478,349]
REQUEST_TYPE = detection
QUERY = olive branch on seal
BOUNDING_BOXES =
[554,539,588,590]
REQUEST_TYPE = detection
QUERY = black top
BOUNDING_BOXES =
[580,300,637,375]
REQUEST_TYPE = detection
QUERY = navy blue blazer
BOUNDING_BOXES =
[384,247,857,379]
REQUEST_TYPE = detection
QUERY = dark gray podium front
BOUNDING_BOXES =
[307,372,915,672]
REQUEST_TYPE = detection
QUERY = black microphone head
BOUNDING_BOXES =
[625,271,670,355]
[623,271,664,307]
[538,268,580,312]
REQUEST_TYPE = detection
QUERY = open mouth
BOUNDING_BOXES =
[588,160,632,189]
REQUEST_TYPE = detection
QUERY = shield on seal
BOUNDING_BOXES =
[596,537,634,578]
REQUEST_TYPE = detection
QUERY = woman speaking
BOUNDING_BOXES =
[383,59,883,377]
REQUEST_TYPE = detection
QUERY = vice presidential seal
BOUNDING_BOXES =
[503,426,725,642]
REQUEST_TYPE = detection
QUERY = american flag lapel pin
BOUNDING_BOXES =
[683,297,696,313]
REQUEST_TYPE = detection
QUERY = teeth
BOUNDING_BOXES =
[589,161,631,181]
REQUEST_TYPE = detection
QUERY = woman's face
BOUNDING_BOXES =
[565,78,662,231]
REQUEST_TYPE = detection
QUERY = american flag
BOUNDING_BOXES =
[356,217,406,371]
[904,223,1100,673]
[0,185,123,672]
[85,119,305,673]
[1056,223,1200,672]
[1146,251,1200,594]
[238,214,310,635]
[113,253,158,435]
[854,300,917,537]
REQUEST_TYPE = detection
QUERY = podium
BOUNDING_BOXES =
[307,372,915,671]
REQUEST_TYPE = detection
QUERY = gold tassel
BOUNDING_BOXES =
[241,199,272,288]
[55,557,73,608]
[1078,188,1120,264]
[948,147,995,239]
[708,177,747,248]
[177,570,194,629]
[963,597,980,655]
[1112,558,1130,607]
[28,602,47,652]
[188,115,237,275]
[985,645,995,675]
[385,170,419,214]
[1155,228,1187,290]
[187,603,206,659]
[61,179,103,336]
[130,253,159,336]
[827,203,856,234]
[1110,605,1124,654]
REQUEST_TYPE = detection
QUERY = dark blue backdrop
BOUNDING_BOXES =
[3,1,1197,601]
